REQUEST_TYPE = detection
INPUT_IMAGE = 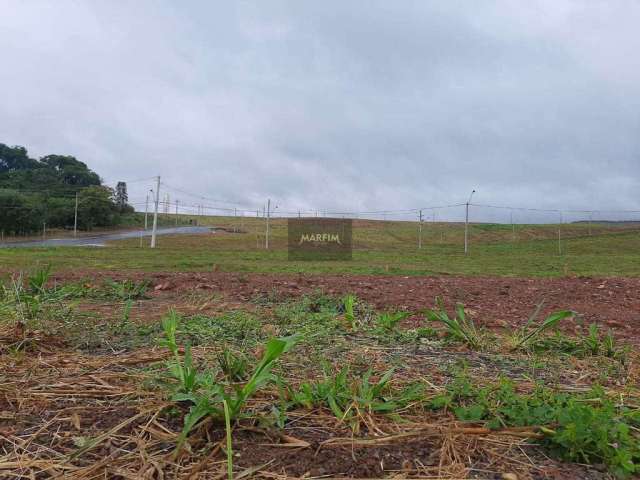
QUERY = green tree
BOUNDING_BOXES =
[40,155,101,187]
[0,142,131,234]
[0,144,39,172]
[77,186,119,230]
[0,190,44,235]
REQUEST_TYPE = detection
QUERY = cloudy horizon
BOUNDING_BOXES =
[1,1,639,222]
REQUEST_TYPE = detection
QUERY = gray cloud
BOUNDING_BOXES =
[1,0,639,221]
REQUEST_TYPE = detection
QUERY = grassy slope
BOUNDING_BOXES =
[0,215,639,277]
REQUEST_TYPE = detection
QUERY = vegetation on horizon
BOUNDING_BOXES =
[0,142,133,234]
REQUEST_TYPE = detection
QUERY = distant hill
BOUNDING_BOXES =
[0,143,132,234]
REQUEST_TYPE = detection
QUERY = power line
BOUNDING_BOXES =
[6,178,640,219]
[101,176,156,185]
[160,182,252,207]
[470,203,640,215]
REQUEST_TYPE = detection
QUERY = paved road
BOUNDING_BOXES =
[0,226,213,248]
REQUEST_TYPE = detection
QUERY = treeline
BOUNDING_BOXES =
[0,143,133,235]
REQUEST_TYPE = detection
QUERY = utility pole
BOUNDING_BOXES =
[588,211,593,236]
[558,211,562,255]
[73,192,78,237]
[418,209,423,249]
[145,192,150,230]
[150,176,160,248]
[265,198,271,249]
[510,211,515,242]
[175,200,179,226]
[464,189,476,255]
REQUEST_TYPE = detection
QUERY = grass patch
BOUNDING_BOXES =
[1,217,640,277]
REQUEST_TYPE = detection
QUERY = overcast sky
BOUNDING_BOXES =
[1,1,639,221]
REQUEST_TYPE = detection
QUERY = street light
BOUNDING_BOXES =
[467,190,476,205]
[464,189,476,255]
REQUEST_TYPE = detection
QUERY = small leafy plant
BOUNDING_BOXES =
[103,278,149,300]
[0,265,74,332]
[285,366,424,431]
[375,311,410,332]
[424,297,482,349]
[158,310,298,453]
[27,264,52,294]
[509,301,574,351]
[159,310,202,394]
[582,323,624,359]
[584,322,601,356]
[342,294,357,329]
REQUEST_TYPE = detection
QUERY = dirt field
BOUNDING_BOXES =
[52,270,640,343]
[1,270,639,479]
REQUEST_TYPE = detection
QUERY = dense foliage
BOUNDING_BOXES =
[0,143,132,234]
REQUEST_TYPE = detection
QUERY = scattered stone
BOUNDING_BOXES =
[154,281,174,291]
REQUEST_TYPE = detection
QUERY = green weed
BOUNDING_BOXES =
[103,278,149,300]
[424,297,482,349]
[431,372,640,478]
[582,323,625,360]
[26,264,52,294]
[177,311,262,347]
[529,331,583,355]
[0,265,75,331]
[158,310,203,394]
[271,294,344,345]
[285,366,424,430]
[413,326,439,340]
[342,294,357,329]
[158,311,298,453]
[509,301,574,350]
[375,311,410,332]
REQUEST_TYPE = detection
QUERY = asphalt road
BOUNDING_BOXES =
[0,226,213,248]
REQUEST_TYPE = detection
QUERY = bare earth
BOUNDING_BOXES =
[53,270,640,344]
